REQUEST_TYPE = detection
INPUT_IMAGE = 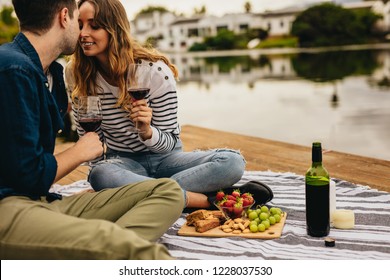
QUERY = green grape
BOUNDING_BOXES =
[275,208,282,215]
[257,223,266,232]
[270,207,278,215]
[250,220,258,227]
[248,211,258,221]
[250,224,258,233]
[245,204,284,234]
[260,205,269,213]
[259,212,269,221]
[261,220,270,229]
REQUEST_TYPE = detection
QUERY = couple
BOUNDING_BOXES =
[0,0,272,260]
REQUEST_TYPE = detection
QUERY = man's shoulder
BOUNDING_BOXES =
[0,42,33,69]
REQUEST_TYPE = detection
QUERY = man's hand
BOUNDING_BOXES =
[53,132,103,183]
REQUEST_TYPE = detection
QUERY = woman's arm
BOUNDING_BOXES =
[138,61,180,153]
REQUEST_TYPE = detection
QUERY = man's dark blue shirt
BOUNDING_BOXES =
[0,33,68,199]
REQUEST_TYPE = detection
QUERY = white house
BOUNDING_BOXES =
[159,16,204,52]
[131,1,390,52]
[199,13,253,36]
[370,0,390,31]
[252,6,303,37]
[131,11,176,45]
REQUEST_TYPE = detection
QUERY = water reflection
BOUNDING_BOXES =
[171,49,390,90]
[330,82,339,109]
[292,51,379,82]
[169,49,390,161]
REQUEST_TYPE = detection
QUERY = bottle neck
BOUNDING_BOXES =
[312,144,322,163]
[311,161,323,168]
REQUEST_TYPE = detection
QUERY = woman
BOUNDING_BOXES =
[66,0,272,209]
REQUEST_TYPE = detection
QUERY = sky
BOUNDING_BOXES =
[0,0,360,18]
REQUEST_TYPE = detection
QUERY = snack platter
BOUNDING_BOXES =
[178,211,287,239]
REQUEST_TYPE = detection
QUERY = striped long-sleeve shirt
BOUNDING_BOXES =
[66,59,181,154]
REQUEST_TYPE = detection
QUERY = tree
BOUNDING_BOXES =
[0,6,18,45]
[244,1,252,13]
[354,8,383,35]
[291,3,382,47]
[1,6,16,25]
[137,6,169,16]
[204,29,236,50]
[194,5,206,15]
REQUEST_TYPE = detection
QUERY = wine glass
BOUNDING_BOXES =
[126,64,151,132]
[77,96,103,133]
[77,96,104,165]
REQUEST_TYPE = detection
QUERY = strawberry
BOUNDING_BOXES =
[215,190,225,201]
[241,192,254,205]
[231,189,241,198]
[240,192,252,199]
[242,198,252,207]
[226,195,236,201]
[222,199,236,207]
[215,197,226,207]
[233,202,243,216]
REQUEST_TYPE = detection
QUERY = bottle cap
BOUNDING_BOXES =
[324,237,336,247]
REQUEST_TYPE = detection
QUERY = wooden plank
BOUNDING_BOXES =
[180,125,390,192]
[54,125,390,192]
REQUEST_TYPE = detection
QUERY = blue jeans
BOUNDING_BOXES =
[89,141,246,199]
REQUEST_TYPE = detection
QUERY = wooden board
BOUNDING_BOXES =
[178,213,287,239]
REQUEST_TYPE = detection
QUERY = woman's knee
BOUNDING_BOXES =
[88,161,120,191]
[216,149,246,177]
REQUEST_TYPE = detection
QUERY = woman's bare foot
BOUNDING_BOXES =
[185,191,210,208]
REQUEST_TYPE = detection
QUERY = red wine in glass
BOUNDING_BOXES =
[127,64,152,132]
[128,88,150,100]
[77,96,103,132]
[79,117,102,132]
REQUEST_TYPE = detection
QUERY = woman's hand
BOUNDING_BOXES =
[130,99,153,139]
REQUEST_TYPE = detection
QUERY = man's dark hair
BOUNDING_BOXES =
[12,0,77,33]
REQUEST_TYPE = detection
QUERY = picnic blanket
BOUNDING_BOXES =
[52,171,390,260]
[160,171,390,260]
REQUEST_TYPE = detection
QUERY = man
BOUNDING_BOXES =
[0,0,184,259]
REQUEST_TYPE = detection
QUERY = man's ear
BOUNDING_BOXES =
[59,8,69,28]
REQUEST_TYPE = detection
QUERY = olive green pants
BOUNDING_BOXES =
[0,178,184,259]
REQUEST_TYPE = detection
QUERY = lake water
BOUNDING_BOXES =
[168,48,390,161]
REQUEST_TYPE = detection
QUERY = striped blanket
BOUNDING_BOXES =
[159,171,390,260]
[52,171,390,260]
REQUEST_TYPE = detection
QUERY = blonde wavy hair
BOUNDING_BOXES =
[69,0,178,108]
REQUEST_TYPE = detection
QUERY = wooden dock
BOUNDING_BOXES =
[55,125,390,193]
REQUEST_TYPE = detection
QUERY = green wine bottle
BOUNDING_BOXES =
[305,142,330,237]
